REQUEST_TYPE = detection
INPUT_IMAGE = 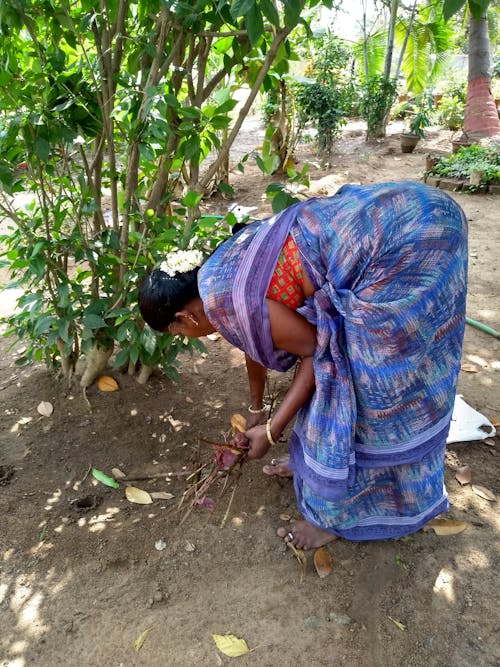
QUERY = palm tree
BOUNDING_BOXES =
[443,0,500,138]
[463,11,500,137]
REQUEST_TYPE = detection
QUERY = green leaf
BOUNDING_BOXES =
[82,313,106,329]
[33,137,50,162]
[442,0,467,21]
[230,0,255,19]
[271,190,298,213]
[217,182,234,195]
[181,191,203,208]
[260,0,280,26]
[33,315,56,335]
[91,468,120,489]
[468,0,490,19]
[244,4,264,46]
[284,0,302,27]
[113,348,130,368]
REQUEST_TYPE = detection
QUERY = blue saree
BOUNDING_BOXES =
[198,182,468,541]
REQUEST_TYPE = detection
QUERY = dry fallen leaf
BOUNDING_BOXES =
[150,491,175,500]
[471,484,496,501]
[132,626,152,652]
[388,616,406,631]
[455,465,472,486]
[97,375,119,392]
[482,438,496,447]
[287,542,307,583]
[424,518,467,535]
[313,546,333,579]
[230,413,247,433]
[111,467,127,480]
[212,634,250,658]
[37,401,54,417]
[125,486,153,504]
[460,363,480,373]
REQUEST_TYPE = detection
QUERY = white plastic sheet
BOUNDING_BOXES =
[446,395,497,444]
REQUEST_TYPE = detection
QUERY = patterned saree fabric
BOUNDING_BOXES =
[198,182,467,540]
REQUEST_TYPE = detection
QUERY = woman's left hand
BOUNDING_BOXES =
[244,424,271,460]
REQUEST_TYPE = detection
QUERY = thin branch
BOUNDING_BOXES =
[200,26,292,190]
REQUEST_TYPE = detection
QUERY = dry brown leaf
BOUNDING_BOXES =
[471,484,496,501]
[37,401,54,417]
[125,486,153,504]
[150,491,175,500]
[460,363,480,373]
[287,542,307,583]
[489,418,500,427]
[97,375,119,392]
[230,413,246,432]
[111,467,127,479]
[212,634,250,657]
[313,546,333,578]
[132,626,152,652]
[455,465,472,486]
[424,518,467,535]
[483,438,496,447]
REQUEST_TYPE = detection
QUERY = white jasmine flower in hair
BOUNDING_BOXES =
[159,249,203,277]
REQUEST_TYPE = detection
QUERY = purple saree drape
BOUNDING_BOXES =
[198,182,468,540]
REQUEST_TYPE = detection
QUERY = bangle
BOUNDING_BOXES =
[265,418,278,446]
[248,404,269,414]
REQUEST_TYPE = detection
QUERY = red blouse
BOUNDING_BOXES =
[266,234,305,309]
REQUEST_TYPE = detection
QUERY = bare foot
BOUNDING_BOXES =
[277,521,338,550]
[262,456,293,478]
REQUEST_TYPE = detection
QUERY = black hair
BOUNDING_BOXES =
[138,222,251,331]
[138,267,200,332]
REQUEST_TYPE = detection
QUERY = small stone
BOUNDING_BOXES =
[153,591,164,603]
[185,541,195,552]
[155,539,167,551]
[304,615,323,628]
[328,612,352,626]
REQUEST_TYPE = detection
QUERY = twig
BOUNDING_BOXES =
[220,476,240,528]
[121,471,192,482]
[81,464,92,483]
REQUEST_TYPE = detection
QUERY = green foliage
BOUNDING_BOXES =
[437,95,465,130]
[403,92,433,138]
[264,163,309,213]
[0,0,313,382]
[427,144,500,186]
[443,0,492,22]
[360,76,398,139]
[293,34,355,155]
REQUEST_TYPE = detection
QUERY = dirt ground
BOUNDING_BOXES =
[1,122,499,667]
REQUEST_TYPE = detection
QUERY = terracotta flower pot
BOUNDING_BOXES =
[400,133,420,154]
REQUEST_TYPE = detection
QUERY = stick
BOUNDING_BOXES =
[220,477,240,528]
[121,471,192,482]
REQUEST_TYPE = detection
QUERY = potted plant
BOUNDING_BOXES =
[400,108,431,153]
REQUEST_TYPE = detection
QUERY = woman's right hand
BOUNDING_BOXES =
[244,424,272,460]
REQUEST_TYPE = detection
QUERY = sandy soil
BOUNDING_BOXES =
[1,122,499,667]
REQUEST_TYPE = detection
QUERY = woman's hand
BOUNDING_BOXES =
[244,424,272,460]
[245,410,268,430]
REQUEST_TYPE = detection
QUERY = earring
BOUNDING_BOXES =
[186,314,199,327]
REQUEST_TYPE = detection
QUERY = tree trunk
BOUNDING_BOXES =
[464,14,500,138]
